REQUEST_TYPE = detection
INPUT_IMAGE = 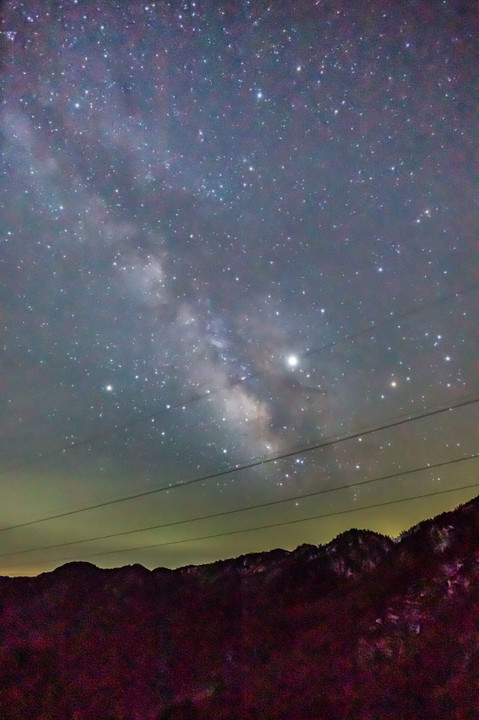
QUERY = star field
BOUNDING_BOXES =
[1,0,477,575]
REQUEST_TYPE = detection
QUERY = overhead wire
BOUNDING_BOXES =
[86,479,479,559]
[3,281,477,476]
[1,394,477,534]
[2,284,476,570]
[1,452,477,561]
[3,460,477,572]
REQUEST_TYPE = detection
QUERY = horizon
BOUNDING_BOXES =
[3,491,477,578]
[2,0,477,577]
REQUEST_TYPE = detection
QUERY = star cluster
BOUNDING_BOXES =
[1,0,477,575]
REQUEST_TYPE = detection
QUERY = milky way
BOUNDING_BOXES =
[1,0,477,575]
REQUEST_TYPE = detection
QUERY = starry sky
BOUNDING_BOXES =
[1,0,478,576]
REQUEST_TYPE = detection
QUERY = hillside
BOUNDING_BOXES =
[1,496,478,719]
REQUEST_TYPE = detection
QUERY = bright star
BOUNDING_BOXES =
[287,355,299,368]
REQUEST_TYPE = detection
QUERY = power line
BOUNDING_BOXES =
[4,473,478,572]
[2,452,477,560]
[1,394,477,533]
[84,481,479,559]
[3,281,477,476]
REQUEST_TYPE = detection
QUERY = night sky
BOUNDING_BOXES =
[1,0,477,576]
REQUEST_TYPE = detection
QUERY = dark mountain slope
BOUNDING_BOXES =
[0,497,478,719]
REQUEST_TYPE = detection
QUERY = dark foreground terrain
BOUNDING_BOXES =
[1,497,478,719]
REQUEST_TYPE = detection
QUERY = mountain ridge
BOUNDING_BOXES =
[1,495,478,719]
